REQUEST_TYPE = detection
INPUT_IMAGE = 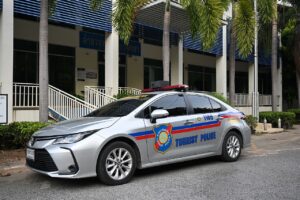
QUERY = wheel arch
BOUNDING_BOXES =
[225,128,244,148]
[97,135,142,169]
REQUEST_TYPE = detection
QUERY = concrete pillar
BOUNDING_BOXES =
[0,0,14,123]
[171,36,183,85]
[215,24,227,97]
[105,28,119,96]
[248,63,255,94]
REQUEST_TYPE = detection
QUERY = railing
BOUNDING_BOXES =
[84,86,117,108]
[233,93,272,107]
[85,86,113,96]
[13,83,97,120]
[13,83,39,108]
[118,87,142,96]
[259,95,273,106]
[49,85,97,119]
[234,93,252,107]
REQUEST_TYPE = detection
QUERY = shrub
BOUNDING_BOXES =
[209,92,231,105]
[288,108,300,122]
[114,91,136,99]
[259,112,296,129]
[244,115,257,134]
[0,122,50,150]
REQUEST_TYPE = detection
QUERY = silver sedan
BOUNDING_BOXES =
[26,91,251,185]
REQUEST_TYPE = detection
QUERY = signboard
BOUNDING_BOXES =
[0,94,8,124]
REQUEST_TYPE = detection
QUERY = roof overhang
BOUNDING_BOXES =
[135,0,190,33]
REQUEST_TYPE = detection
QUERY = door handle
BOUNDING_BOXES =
[184,120,195,125]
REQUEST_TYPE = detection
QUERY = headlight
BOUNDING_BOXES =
[53,130,98,144]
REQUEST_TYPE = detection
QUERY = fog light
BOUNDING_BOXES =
[68,165,78,173]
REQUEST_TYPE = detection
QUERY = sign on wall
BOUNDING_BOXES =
[0,94,8,124]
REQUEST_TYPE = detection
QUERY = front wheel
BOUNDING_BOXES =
[221,132,242,162]
[97,141,137,185]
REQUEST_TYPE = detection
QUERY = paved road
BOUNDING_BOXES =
[1,129,300,200]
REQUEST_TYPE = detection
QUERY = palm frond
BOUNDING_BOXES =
[234,0,255,58]
[112,0,151,44]
[257,0,276,24]
[181,0,225,50]
[48,0,57,16]
[90,0,104,11]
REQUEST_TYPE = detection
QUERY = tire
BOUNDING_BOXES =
[97,141,137,185]
[221,131,242,162]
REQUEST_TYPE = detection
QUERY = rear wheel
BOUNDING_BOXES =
[97,141,137,185]
[221,131,242,162]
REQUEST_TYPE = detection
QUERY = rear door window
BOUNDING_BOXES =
[187,95,212,114]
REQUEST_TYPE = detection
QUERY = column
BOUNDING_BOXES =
[216,24,227,97]
[171,35,183,85]
[248,63,255,94]
[105,28,119,96]
[0,0,14,123]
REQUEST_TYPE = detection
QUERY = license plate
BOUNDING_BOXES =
[26,148,35,161]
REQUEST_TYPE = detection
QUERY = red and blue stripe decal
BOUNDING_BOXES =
[130,120,221,141]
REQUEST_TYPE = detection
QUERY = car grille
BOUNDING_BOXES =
[27,149,58,172]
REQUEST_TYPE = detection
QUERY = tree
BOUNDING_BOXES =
[39,0,57,122]
[105,0,228,84]
[258,0,282,111]
[290,1,300,107]
[228,0,255,105]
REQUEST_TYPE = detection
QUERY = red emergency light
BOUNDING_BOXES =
[142,84,189,93]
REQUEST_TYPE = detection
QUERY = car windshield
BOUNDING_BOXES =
[86,94,155,117]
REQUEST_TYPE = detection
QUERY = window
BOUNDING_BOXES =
[146,95,187,118]
[187,95,212,114]
[87,95,155,117]
[209,98,226,112]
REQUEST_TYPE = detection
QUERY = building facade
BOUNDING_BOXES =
[0,0,282,123]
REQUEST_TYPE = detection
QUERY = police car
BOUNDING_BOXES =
[26,84,251,185]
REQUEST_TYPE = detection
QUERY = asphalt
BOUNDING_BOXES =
[0,127,300,200]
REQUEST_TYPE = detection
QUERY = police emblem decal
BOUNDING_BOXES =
[153,124,173,153]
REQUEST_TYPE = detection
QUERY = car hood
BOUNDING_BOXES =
[33,117,120,137]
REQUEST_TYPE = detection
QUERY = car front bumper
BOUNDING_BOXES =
[26,134,106,179]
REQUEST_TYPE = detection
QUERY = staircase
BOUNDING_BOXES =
[13,83,97,121]
[13,83,141,122]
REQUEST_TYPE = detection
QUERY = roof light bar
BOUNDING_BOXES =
[143,84,189,93]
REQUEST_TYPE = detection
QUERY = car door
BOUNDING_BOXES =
[142,94,196,162]
[185,94,222,153]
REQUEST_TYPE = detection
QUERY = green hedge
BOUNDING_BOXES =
[259,112,296,129]
[0,122,50,150]
[288,108,300,122]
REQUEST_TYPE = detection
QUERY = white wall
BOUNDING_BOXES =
[13,109,39,122]
[0,0,14,123]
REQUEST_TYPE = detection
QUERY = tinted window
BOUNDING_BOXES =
[209,98,226,112]
[187,95,212,114]
[86,95,154,117]
[146,95,187,117]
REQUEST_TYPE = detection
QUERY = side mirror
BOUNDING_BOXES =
[150,109,169,123]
